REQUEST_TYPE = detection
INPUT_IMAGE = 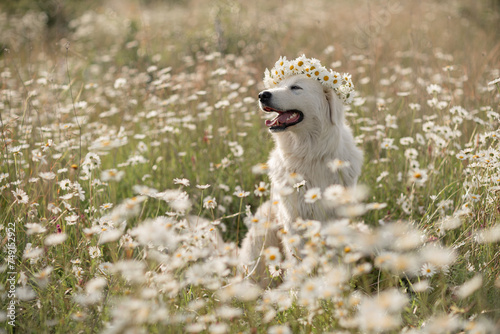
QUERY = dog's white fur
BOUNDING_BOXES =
[240,75,363,286]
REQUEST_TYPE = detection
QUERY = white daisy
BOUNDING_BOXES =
[45,233,68,246]
[251,163,269,175]
[12,188,29,204]
[101,169,125,182]
[426,83,442,95]
[65,215,79,225]
[254,181,270,197]
[263,246,282,266]
[173,178,190,187]
[89,246,102,259]
[203,196,217,209]
[408,168,428,186]
[58,179,72,190]
[421,263,437,277]
[82,152,101,170]
[327,159,351,173]
[39,171,56,180]
[331,71,342,89]
[25,223,46,235]
[404,148,419,160]
[233,189,250,198]
[304,187,322,203]
[286,172,304,185]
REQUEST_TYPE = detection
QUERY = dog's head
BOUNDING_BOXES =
[258,76,344,134]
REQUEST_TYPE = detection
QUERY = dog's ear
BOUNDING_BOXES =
[324,87,345,126]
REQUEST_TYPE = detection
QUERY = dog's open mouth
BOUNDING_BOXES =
[262,106,304,132]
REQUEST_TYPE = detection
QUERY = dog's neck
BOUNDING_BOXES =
[272,124,341,163]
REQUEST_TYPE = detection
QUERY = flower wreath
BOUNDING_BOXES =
[263,55,355,105]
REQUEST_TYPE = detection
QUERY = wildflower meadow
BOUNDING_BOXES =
[1,0,500,333]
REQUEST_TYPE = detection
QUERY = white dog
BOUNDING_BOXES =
[240,58,363,286]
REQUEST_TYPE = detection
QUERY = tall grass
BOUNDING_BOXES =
[1,0,499,333]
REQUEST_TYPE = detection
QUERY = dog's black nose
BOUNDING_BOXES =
[259,91,272,101]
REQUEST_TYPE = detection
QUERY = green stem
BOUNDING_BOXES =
[236,197,243,245]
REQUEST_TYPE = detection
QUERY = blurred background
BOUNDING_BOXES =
[1,0,499,70]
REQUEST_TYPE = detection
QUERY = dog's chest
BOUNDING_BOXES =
[269,151,340,190]
[268,152,339,223]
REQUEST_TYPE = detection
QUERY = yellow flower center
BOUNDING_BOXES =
[323,76,329,81]
[269,254,276,261]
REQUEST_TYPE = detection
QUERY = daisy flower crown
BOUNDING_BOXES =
[263,55,355,105]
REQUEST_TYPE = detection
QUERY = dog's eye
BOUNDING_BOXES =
[290,85,302,90]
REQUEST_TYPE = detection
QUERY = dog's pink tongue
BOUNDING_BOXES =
[280,112,300,124]
[265,119,277,127]
[265,111,300,127]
